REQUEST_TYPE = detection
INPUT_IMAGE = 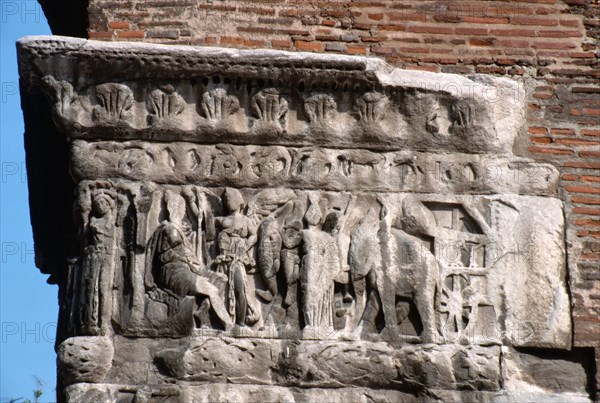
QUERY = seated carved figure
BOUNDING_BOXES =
[145,191,232,329]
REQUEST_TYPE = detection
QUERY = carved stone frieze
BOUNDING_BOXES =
[71,140,558,196]
[60,180,568,348]
[19,37,525,154]
[17,36,576,402]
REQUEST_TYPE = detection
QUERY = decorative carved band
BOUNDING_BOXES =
[71,140,558,195]
[20,37,525,155]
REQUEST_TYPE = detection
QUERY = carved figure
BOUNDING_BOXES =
[300,200,346,336]
[351,197,439,342]
[78,189,118,335]
[215,188,260,326]
[387,197,439,342]
[256,216,283,302]
[280,221,303,326]
[145,191,232,329]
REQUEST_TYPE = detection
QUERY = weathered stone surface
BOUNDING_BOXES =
[19,36,524,156]
[16,35,586,402]
[502,347,592,394]
[70,141,558,196]
[57,336,114,385]
[153,337,500,391]
[63,382,592,403]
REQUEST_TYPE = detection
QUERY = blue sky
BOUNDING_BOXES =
[1,2,57,401]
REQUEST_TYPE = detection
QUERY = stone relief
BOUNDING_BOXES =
[200,88,240,122]
[34,70,522,153]
[92,83,134,125]
[65,180,567,349]
[18,38,584,402]
[146,85,185,126]
[70,140,559,196]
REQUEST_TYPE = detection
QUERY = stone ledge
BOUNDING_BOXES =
[18,36,525,155]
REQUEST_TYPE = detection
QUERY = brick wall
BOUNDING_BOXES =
[85,0,599,386]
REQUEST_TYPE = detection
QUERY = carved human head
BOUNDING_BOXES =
[282,219,303,248]
[322,211,342,235]
[224,188,244,213]
[92,191,114,216]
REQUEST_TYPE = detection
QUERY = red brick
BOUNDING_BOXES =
[572,196,600,205]
[512,17,559,26]
[528,146,574,155]
[379,24,408,32]
[538,30,582,38]
[89,31,113,39]
[389,12,426,22]
[346,45,368,55]
[582,176,600,183]
[567,186,600,195]
[470,38,495,47]
[220,36,244,46]
[243,38,265,48]
[368,13,384,21]
[371,46,396,55]
[271,39,292,49]
[581,129,600,137]
[116,30,144,38]
[455,27,488,35]
[564,162,600,169]
[397,47,430,54]
[496,39,530,48]
[574,207,600,216]
[550,128,576,135]
[532,137,552,144]
[529,126,548,134]
[576,230,600,238]
[295,40,325,52]
[406,25,453,35]
[108,21,130,29]
[562,174,579,181]
[583,108,600,116]
[556,138,600,146]
[489,28,536,37]
[321,19,336,27]
[560,18,581,27]
[532,41,577,50]
[361,36,387,43]
[580,150,600,157]
[463,16,509,24]
[574,219,600,227]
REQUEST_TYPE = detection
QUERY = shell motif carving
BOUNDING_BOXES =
[355,92,387,124]
[92,83,134,124]
[200,88,240,121]
[147,85,185,125]
[41,75,75,119]
[251,88,288,129]
[303,93,336,126]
